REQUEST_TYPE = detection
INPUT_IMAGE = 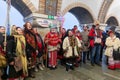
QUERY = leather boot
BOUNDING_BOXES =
[66,64,70,71]
[28,69,35,78]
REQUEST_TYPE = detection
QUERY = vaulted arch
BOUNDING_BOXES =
[10,0,37,17]
[61,2,95,24]
[106,16,119,26]
[98,0,113,23]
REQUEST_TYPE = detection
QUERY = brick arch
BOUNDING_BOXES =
[98,0,113,23]
[61,2,96,21]
[11,0,37,17]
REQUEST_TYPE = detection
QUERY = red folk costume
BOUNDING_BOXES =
[72,26,78,35]
[44,31,61,68]
[0,46,6,68]
[24,29,38,68]
[75,31,82,41]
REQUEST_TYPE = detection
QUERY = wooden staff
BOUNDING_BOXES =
[4,0,11,52]
[4,32,7,52]
[45,44,48,70]
[44,37,49,70]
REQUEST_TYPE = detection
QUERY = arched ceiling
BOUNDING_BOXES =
[69,7,94,24]
[5,0,120,26]
[106,16,119,26]
[10,0,37,17]
[106,0,120,26]
[98,0,113,23]
[61,0,114,23]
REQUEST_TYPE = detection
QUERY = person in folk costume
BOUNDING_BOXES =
[74,30,82,67]
[24,22,38,78]
[72,25,83,66]
[44,24,61,69]
[58,28,66,65]
[0,26,6,51]
[105,30,120,70]
[0,26,19,80]
[0,26,16,80]
[81,25,89,64]
[0,26,6,80]
[11,25,17,36]
[88,24,103,66]
[6,57,20,80]
[3,25,16,58]
[62,29,82,71]
[2,27,26,80]
[72,25,78,35]
[13,27,28,79]
[33,27,45,71]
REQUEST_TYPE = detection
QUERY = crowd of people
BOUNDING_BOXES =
[0,22,120,80]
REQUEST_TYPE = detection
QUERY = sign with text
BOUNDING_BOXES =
[37,19,52,28]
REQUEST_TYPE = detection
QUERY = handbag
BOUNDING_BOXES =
[0,53,6,67]
[113,47,120,60]
[14,56,23,72]
[0,46,6,67]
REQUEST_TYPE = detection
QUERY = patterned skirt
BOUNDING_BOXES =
[108,56,120,69]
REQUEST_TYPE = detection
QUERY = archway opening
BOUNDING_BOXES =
[11,0,32,17]
[63,12,80,30]
[69,7,94,24]
[63,7,94,30]
[0,0,24,27]
[106,17,119,26]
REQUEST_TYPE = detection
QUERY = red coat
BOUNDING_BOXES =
[88,28,103,47]
[88,28,96,47]
[44,32,61,46]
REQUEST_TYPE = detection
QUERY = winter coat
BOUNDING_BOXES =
[62,37,81,58]
[81,31,89,52]
[105,36,120,57]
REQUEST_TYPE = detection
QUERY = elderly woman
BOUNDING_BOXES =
[105,30,120,70]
